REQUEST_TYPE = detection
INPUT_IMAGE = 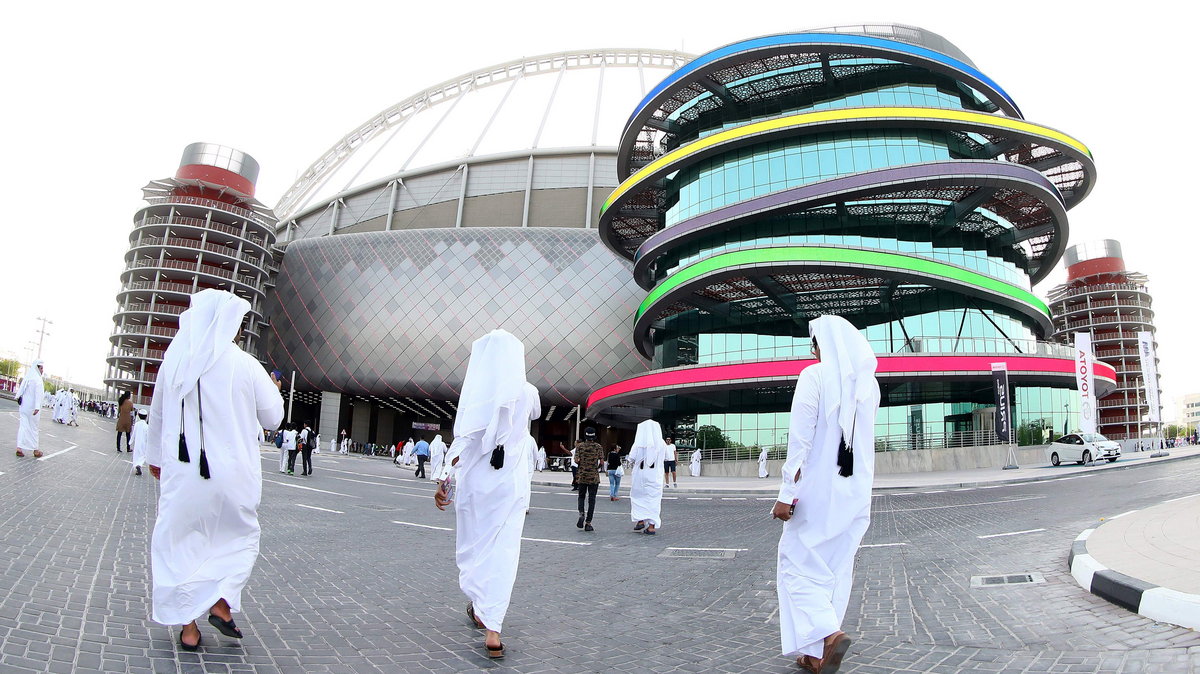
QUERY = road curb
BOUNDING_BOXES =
[533,451,1200,495]
[1068,506,1200,631]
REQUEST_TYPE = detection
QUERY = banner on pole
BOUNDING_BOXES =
[1137,331,1161,424]
[1074,333,1096,434]
[991,362,1011,442]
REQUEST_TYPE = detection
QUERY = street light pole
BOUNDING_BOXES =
[34,317,52,359]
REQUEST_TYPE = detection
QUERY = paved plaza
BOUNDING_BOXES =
[3,399,1200,673]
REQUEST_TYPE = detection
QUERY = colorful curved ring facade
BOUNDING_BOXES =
[589,24,1099,453]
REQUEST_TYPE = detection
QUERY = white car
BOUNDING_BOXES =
[1048,433,1122,466]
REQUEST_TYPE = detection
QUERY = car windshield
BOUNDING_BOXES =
[1080,434,1109,442]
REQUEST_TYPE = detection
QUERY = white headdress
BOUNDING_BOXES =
[808,315,878,445]
[159,289,250,396]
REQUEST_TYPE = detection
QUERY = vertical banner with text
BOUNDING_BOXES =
[1074,332,1097,434]
[991,362,1011,442]
[1137,331,1161,424]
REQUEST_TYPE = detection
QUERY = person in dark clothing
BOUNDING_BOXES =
[299,423,314,476]
[573,427,605,531]
[115,392,133,453]
[606,445,623,501]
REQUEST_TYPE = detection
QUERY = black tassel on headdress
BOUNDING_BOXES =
[836,435,853,477]
[178,400,191,463]
[490,444,505,469]
[199,449,211,479]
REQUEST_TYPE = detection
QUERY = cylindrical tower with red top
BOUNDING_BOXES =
[105,143,277,406]
[1049,240,1159,443]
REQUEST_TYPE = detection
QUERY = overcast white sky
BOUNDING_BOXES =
[2,0,1194,418]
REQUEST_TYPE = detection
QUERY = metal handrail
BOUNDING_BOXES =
[134,235,267,268]
[108,371,158,384]
[1047,283,1149,301]
[145,195,272,226]
[114,325,178,338]
[108,347,167,360]
[127,258,258,287]
[137,214,268,247]
[685,427,1010,462]
[120,303,185,316]
[1061,315,1154,330]
[121,280,196,294]
[1055,298,1153,313]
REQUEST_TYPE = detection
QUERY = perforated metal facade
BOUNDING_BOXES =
[263,228,648,405]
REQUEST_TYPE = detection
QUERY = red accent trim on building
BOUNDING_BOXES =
[1066,256,1125,281]
[587,354,1117,410]
[175,164,256,197]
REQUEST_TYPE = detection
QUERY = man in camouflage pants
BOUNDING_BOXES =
[573,427,605,532]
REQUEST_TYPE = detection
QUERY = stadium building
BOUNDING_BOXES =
[587,24,1117,473]
[260,50,689,449]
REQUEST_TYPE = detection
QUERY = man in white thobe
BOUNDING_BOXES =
[536,445,547,471]
[68,392,80,426]
[771,315,879,673]
[428,434,447,481]
[758,447,770,478]
[14,360,45,458]
[146,289,284,652]
[52,389,69,424]
[130,409,149,476]
[434,330,537,659]
[690,448,702,477]
[628,419,667,535]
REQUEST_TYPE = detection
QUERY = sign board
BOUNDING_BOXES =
[991,362,1011,442]
[1137,332,1161,423]
[1074,333,1097,434]
[412,422,441,431]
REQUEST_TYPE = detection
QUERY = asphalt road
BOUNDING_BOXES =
[2,398,1198,673]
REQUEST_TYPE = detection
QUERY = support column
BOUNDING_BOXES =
[318,391,342,444]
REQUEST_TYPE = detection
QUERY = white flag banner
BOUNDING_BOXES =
[1074,332,1097,434]
[1137,331,1161,424]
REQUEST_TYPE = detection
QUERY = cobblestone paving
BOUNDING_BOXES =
[2,399,1199,672]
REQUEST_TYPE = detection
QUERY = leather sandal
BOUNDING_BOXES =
[15,450,24,458]
[633,521,645,531]
[32,450,43,458]
[208,613,243,639]
[820,631,851,674]
[179,629,202,651]
[466,602,485,629]
[485,641,505,658]
[796,654,821,672]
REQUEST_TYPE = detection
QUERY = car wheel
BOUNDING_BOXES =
[1082,450,1092,465]
[1051,452,1060,466]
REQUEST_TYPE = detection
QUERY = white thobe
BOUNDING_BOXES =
[450,432,533,632]
[130,419,149,468]
[15,377,43,451]
[146,349,283,626]
[429,440,447,481]
[758,449,770,478]
[689,449,702,477]
[53,391,69,423]
[775,363,877,659]
[628,443,665,527]
[402,441,415,466]
[536,447,547,471]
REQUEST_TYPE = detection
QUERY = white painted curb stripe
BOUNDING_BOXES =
[1139,587,1200,631]
[1070,552,1105,590]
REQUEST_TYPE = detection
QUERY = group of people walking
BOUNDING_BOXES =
[10,285,876,673]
